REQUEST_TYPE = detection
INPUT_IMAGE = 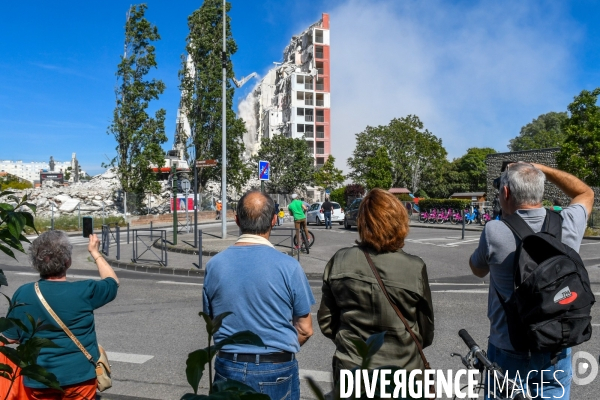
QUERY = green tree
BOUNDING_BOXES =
[557,88,600,186]
[107,4,167,197]
[348,115,447,193]
[509,112,567,151]
[180,0,250,193]
[252,136,314,194]
[364,147,393,190]
[329,187,346,208]
[313,155,345,190]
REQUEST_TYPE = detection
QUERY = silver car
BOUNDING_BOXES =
[306,202,344,226]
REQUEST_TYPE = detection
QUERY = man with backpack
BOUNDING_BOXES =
[469,162,595,399]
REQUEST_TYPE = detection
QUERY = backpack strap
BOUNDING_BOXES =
[541,209,563,241]
[501,213,535,240]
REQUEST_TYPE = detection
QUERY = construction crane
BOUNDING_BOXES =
[233,72,257,88]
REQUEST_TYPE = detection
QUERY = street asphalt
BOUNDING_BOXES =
[1,220,599,399]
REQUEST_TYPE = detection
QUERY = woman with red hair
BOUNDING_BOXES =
[317,188,434,382]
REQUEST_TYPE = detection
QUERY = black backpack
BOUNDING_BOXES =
[497,210,595,354]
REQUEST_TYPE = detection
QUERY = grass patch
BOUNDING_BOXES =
[26,215,127,234]
[585,226,599,237]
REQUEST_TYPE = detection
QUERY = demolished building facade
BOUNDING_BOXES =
[241,13,331,169]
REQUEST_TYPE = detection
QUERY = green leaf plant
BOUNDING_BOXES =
[182,312,269,400]
[0,192,63,397]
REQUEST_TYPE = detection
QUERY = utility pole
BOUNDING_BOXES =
[221,0,227,239]
[172,165,178,245]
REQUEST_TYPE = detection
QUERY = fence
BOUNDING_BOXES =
[589,207,600,230]
[131,229,168,266]
[270,227,299,261]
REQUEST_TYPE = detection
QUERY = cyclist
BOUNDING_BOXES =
[289,194,309,249]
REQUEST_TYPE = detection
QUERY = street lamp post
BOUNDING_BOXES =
[221,0,227,239]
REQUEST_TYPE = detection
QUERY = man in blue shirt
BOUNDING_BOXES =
[203,191,315,400]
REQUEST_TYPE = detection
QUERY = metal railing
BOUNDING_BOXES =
[305,115,313,122]
[316,84,324,90]
[304,131,314,138]
[316,100,324,106]
[270,227,299,261]
[317,68,324,75]
[304,84,313,90]
[131,229,168,266]
[304,98,313,105]
[316,131,325,138]
[101,223,121,260]
[315,51,323,58]
[316,148,325,155]
[316,116,324,122]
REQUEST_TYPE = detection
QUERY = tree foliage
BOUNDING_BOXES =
[313,155,345,190]
[252,136,314,194]
[180,0,250,193]
[365,147,392,190]
[329,187,346,208]
[107,4,167,196]
[557,88,600,187]
[509,112,567,152]
[0,176,32,191]
[347,116,447,193]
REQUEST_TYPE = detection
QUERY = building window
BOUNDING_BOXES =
[315,46,323,59]
[296,75,304,84]
[316,125,324,138]
[307,141,314,155]
[305,109,313,122]
[297,108,304,116]
[316,61,324,76]
[316,110,324,122]
[304,93,313,105]
[316,78,324,90]
[316,94,324,107]
[315,30,324,44]
[297,124,304,133]
[305,125,314,138]
[304,77,313,90]
[316,142,325,155]
[316,157,325,167]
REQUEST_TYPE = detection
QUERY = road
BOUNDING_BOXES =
[1,223,599,399]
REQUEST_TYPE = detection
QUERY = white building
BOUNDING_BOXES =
[0,158,75,184]
[240,13,331,168]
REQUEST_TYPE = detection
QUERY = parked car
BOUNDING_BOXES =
[306,202,344,225]
[344,198,362,229]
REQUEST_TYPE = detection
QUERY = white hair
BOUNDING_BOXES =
[500,163,545,206]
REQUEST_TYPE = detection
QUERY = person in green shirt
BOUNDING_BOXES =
[3,230,119,396]
[288,194,309,249]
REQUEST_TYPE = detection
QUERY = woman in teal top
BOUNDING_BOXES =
[3,230,119,398]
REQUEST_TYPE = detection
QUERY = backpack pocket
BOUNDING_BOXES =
[528,315,592,353]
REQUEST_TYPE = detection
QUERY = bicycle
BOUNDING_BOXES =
[450,208,462,225]
[451,329,529,400]
[293,230,315,254]
[436,208,452,224]
[418,209,430,223]
[428,208,440,224]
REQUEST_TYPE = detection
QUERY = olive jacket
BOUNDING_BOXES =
[317,246,434,376]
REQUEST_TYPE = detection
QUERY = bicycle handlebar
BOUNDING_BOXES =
[459,329,478,350]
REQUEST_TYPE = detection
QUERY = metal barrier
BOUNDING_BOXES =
[193,229,203,270]
[131,229,168,266]
[271,227,299,261]
[101,225,110,256]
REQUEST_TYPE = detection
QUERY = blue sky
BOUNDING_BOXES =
[1,0,600,176]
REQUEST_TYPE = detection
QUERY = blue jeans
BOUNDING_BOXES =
[485,343,572,399]
[214,356,300,400]
[324,211,332,228]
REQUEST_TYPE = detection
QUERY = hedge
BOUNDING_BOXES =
[418,199,471,211]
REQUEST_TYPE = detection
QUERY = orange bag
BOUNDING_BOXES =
[0,343,26,400]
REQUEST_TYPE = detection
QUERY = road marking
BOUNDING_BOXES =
[300,369,332,383]
[433,290,488,293]
[156,281,202,286]
[15,272,100,280]
[581,242,600,246]
[430,283,487,286]
[105,352,154,364]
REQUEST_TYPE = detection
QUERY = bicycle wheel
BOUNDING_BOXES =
[294,231,315,250]
[418,212,427,223]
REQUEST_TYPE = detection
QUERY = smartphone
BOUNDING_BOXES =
[82,217,94,238]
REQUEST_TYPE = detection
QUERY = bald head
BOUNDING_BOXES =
[237,191,276,235]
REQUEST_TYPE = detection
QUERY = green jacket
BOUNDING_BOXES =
[317,246,434,376]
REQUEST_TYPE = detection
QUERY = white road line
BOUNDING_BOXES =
[444,239,481,246]
[300,369,332,383]
[156,281,202,286]
[15,272,100,280]
[433,290,488,293]
[581,242,600,246]
[430,283,487,286]
[105,352,154,364]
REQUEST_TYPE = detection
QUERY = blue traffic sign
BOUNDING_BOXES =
[259,160,270,181]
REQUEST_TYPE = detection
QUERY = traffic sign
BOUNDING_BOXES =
[325,188,331,194]
[259,160,270,181]
[180,179,191,193]
[196,159,217,167]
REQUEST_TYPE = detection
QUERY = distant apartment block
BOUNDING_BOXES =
[0,153,84,184]
[241,13,331,168]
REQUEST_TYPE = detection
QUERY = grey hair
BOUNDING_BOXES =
[29,230,72,278]
[500,163,545,206]
[236,191,275,235]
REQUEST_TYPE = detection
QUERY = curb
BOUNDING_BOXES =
[151,241,295,257]
[106,259,206,277]
[408,222,483,232]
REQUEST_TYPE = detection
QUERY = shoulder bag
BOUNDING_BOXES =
[362,249,436,399]
[34,282,112,392]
